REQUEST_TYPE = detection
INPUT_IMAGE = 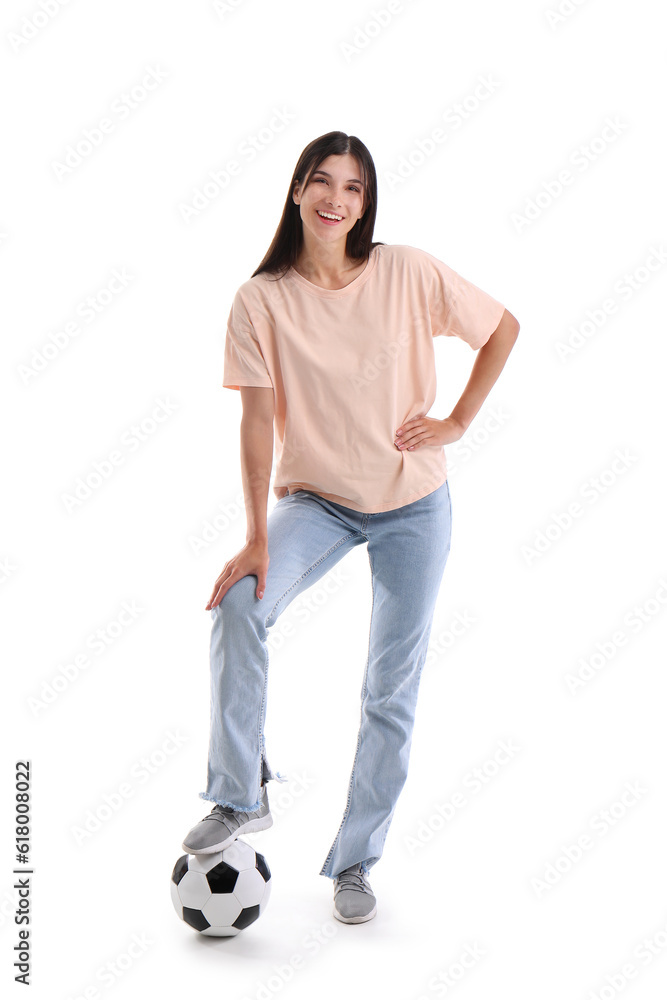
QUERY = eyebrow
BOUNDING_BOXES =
[311,169,365,187]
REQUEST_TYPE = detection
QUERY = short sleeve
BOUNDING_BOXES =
[222,289,274,391]
[426,253,505,351]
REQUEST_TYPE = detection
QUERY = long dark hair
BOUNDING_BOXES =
[251,131,385,280]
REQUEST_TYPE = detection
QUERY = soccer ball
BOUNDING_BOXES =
[170,838,272,936]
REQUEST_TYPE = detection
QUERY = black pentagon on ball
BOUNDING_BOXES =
[206,860,239,894]
[171,855,189,885]
[233,904,260,930]
[183,906,210,932]
[255,853,271,883]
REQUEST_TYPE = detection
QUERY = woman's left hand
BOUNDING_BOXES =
[394,416,464,451]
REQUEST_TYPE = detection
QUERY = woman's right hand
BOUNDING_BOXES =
[205,539,270,611]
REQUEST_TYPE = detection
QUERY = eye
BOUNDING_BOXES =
[313,177,359,192]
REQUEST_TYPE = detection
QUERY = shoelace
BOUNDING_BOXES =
[335,866,372,894]
[203,804,250,826]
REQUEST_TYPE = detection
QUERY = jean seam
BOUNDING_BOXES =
[319,536,375,875]
[258,644,270,795]
[264,531,360,623]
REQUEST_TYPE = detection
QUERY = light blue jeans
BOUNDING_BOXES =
[200,479,452,880]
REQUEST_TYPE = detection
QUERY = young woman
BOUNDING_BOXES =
[182,131,519,924]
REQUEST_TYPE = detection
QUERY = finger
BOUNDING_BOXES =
[206,572,231,609]
[208,589,224,610]
[395,419,424,439]
[401,430,429,450]
[413,429,434,446]
[396,430,421,447]
[396,414,425,433]
[205,590,220,610]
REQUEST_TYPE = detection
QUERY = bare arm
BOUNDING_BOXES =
[394,309,520,452]
[204,386,275,609]
[239,385,275,543]
[449,308,520,433]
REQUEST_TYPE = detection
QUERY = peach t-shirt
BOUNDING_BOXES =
[222,243,505,513]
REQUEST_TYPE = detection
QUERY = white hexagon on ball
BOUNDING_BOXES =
[189,851,224,875]
[170,880,183,916]
[201,892,244,929]
[178,870,211,909]
[259,879,272,911]
[200,922,240,938]
[233,868,267,908]
[222,840,257,871]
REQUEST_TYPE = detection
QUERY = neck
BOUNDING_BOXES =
[295,235,361,282]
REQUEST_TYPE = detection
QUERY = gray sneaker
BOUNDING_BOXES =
[333,863,377,923]
[182,784,272,855]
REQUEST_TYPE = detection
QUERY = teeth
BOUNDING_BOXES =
[317,210,342,221]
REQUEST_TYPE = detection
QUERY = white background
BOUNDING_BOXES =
[3,0,666,997]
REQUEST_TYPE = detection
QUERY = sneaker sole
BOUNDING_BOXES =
[333,902,377,924]
[182,814,273,855]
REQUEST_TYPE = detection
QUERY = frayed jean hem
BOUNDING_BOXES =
[198,769,288,814]
[198,789,263,812]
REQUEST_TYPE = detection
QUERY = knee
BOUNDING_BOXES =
[215,574,261,621]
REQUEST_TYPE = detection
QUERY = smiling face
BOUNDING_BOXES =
[292,153,366,252]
